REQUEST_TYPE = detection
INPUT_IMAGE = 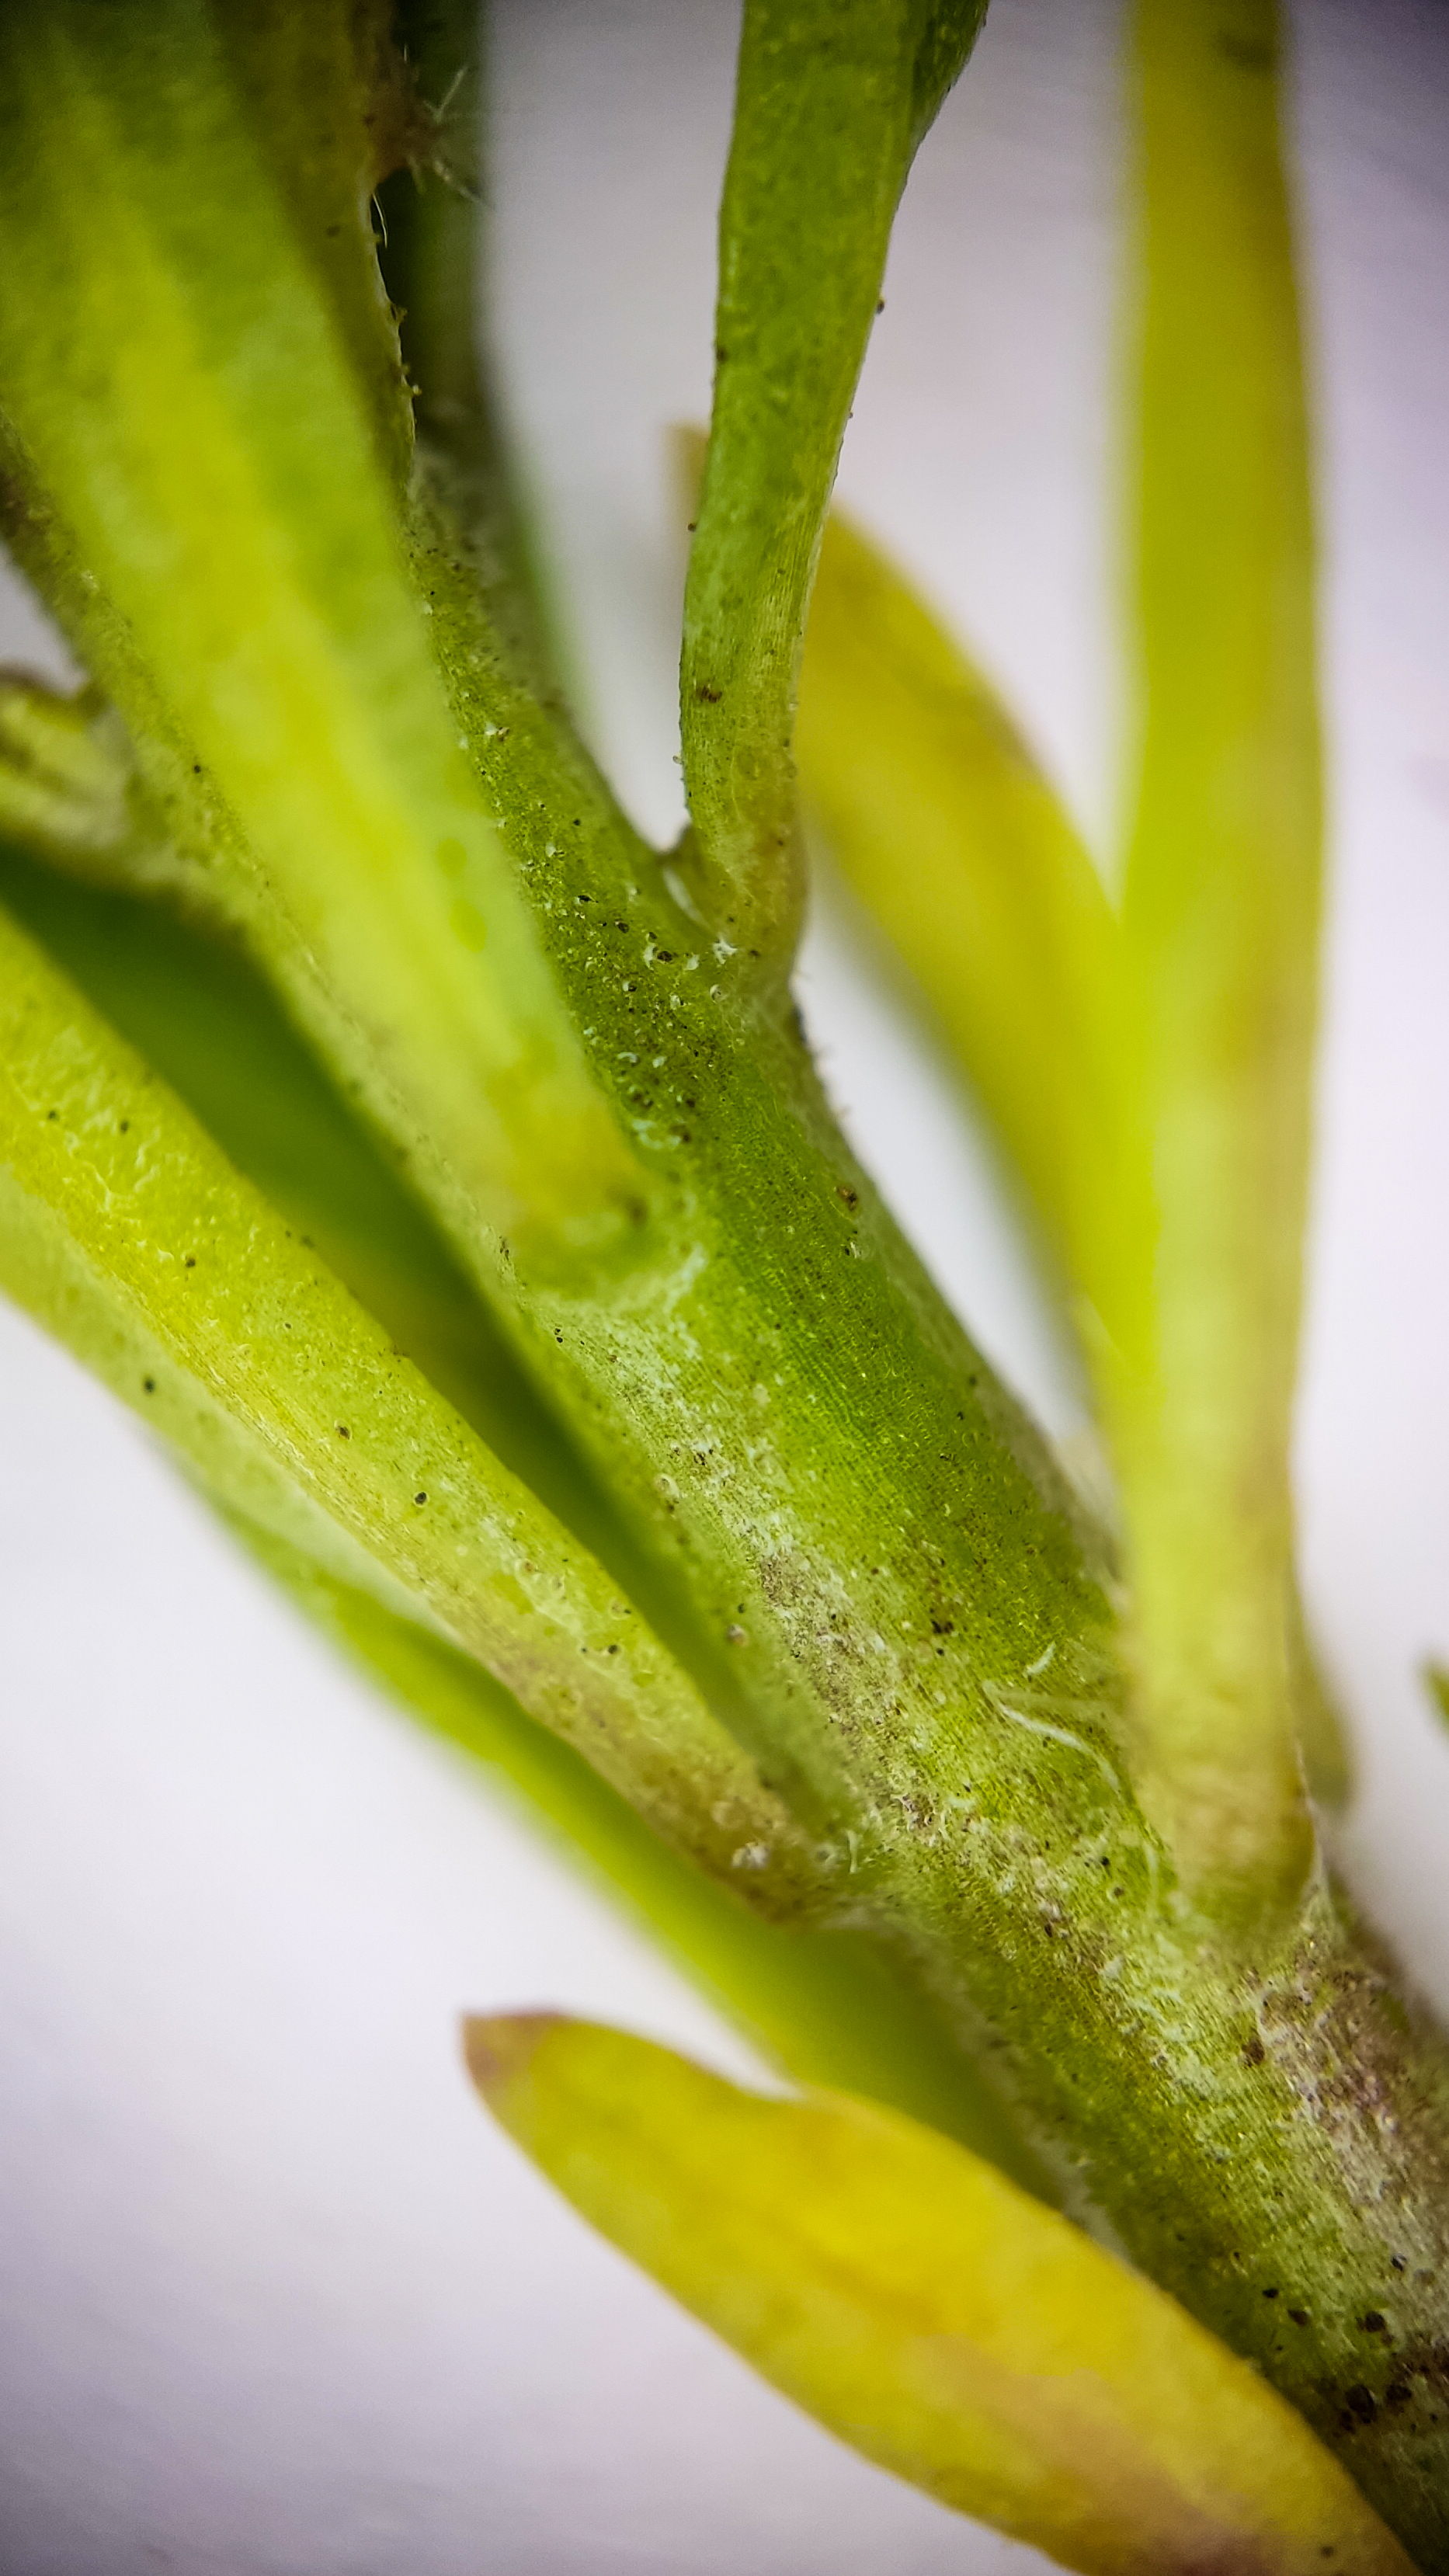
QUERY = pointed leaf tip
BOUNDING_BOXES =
[462,2011,563,2100]
[467,2016,1416,2576]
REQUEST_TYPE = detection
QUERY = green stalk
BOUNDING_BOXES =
[0,823,1041,2185]
[678,0,986,968]
[252,1531,1046,2184]
[1108,0,1322,1915]
[417,635,1449,2543]
[3,8,1449,2553]
[797,0,1323,1925]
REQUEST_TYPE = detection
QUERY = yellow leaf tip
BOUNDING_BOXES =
[460,2009,563,2100]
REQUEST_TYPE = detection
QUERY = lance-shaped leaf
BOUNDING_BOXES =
[794,4,1326,1911]
[0,894,816,1912]
[791,508,1351,1813]
[794,507,1121,1313]
[679,0,987,967]
[0,0,643,1275]
[467,2015,1413,2576]
[1108,0,1321,1910]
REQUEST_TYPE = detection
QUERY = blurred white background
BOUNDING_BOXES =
[2,1,1448,2567]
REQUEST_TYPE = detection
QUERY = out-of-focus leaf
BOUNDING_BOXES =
[794,507,1119,1306]
[0,675,236,918]
[679,0,986,965]
[796,0,1322,1922]
[467,2015,1413,2576]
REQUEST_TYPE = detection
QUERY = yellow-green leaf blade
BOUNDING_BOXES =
[795,507,1121,1307]
[0,895,810,1910]
[467,2015,1412,2576]
[793,501,1350,1827]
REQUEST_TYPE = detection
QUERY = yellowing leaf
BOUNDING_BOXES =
[467,2015,1412,2576]
[795,506,1120,1310]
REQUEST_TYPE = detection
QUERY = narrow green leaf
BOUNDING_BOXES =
[1107,0,1321,1909]
[0,823,1048,2188]
[0,894,815,1912]
[679,0,987,968]
[794,506,1120,1309]
[467,2016,1413,2576]
[0,0,642,1272]
[0,833,619,1547]
[793,509,1351,1816]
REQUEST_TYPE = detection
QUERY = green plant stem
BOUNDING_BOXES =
[401,512,1449,2560]
[793,508,1351,1820]
[4,8,1449,2553]
[0,826,1041,2185]
[249,1526,1047,2185]
[0,892,815,1908]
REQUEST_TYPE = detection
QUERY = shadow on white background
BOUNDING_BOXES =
[1,2,1447,2568]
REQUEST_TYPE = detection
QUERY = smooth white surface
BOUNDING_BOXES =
[1,3,1447,2570]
